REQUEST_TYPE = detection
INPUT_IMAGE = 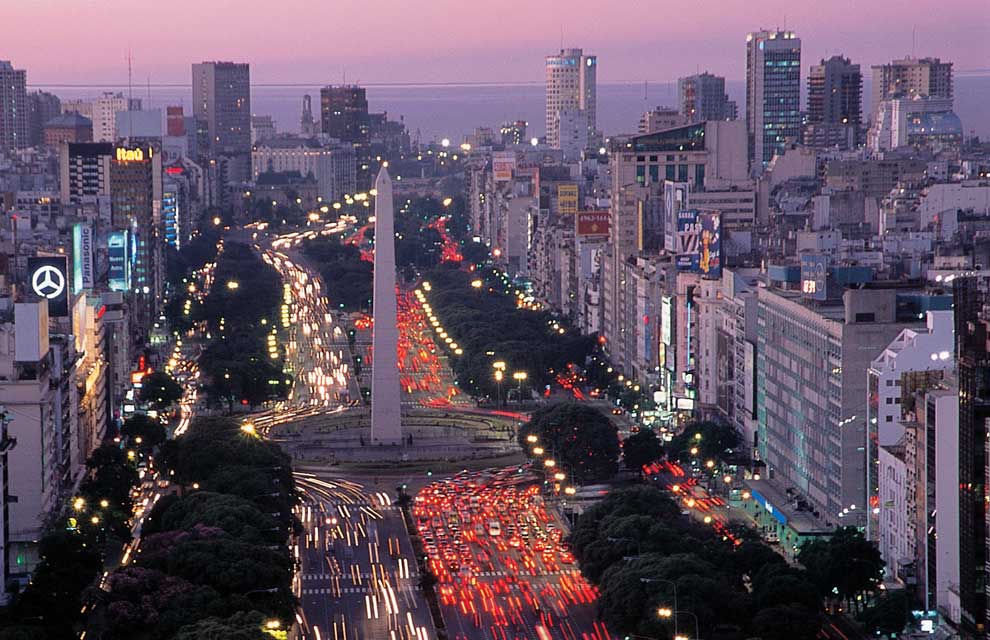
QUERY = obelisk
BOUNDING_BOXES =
[370,167,402,444]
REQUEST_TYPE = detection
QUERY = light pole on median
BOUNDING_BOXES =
[642,577,679,637]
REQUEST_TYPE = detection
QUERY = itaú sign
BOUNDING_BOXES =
[116,147,152,162]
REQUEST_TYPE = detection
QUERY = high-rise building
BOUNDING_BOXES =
[804,56,862,149]
[745,30,801,168]
[26,91,61,147]
[60,142,113,204]
[638,106,686,134]
[545,48,596,156]
[0,60,28,151]
[320,86,371,186]
[192,61,251,161]
[952,275,990,632]
[678,72,737,123]
[871,57,953,120]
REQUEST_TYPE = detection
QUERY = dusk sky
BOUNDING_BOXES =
[7,0,989,86]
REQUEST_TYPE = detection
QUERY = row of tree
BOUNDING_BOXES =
[198,242,291,411]
[570,484,907,639]
[0,444,142,639]
[518,403,620,484]
[93,416,298,639]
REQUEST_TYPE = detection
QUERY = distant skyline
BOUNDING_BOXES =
[6,0,989,87]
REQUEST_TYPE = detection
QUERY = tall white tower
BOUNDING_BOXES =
[370,167,402,445]
[545,48,596,156]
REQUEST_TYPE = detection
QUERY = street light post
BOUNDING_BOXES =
[512,371,527,404]
[642,577,679,637]
[493,361,506,409]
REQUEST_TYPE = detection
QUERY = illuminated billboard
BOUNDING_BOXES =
[674,210,721,278]
[28,256,69,316]
[801,254,828,301]
[72,223,94,293]
[108,231,131,292]
[492,152,515,182]
[575,211,609,237]
[557,183,578,215]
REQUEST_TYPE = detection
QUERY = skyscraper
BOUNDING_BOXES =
[871,57,953,120]
[0,60,28,151]
[678,72,737,123]
[745,30,801,168]
[952,275,990,632]
[27,90,61,147]
[804,55,862,149]
[192,62,251,158]
[545,48,596,156]
[320,86,371,186]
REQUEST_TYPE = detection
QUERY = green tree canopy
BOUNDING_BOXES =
[519,403,619,483]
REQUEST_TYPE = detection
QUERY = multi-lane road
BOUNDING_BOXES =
[292,472,435,640]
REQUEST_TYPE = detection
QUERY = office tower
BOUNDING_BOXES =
[678,72,737,123]
[91,92,137,142]
[60,142,113,204]
[953,275,990,632]
[300,95,318,137]
[757,287,912,529]
[370,167,401,444]
[804,56,862,149]
[0,61,28,151]
[192,61,251,161]
[871,57,953,120]
[500,120,527,146]
[110,143,163,339]
[320,86,371,185]
[166,106,185,136]
[545,48,596,156]
[27,91,61,147]
[745,30,801,168]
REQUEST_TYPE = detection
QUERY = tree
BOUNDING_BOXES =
[140,371,183,412]
[751,604,822,640]
[519,403,619,483]
[121,414,167,450]
[666,420,741,464]
[797,527,884,611]
[173,611,275,640]
[622,429,664,469]
[859,590,910,637]
[142,492,281,544]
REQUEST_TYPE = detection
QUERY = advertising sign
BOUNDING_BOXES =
[27,256,69,316]
[557,183,579,215]
[108,231,131,292]
[576,211,610,237]
[72,223,94,293]
[744,340,756,417]
[660,296,673,346]
[675,208,700,270]
[492,152,516,182]
[801,254,828,301]
[663,181,690,252]
[698,212,722,279]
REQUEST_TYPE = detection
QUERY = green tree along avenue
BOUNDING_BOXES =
[621,428,664,469]
[301,240,373,312]
[98,416,298,639]
[518,403,619,483]
[569,486,825,638]
[665,419,741,464]
[139,371,183,412]
[197,242,291,411]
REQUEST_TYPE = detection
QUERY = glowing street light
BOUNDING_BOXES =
[227,281,240,290]
[543,459,556,468]
[526,434,538,443]
[241,422,257,436]
[532,446,544,456]
[471,279,483,288]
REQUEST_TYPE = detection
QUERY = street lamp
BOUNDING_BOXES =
[526,434,538,444]
[643,576,680,635]
[532,446,545,456]
[513,371,527,403]
[493,361,506,408]
[543,459,556,468]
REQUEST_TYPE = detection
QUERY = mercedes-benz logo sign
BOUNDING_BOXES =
[31,265,65,300]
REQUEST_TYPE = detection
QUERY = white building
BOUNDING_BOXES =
[916,180,990,232]
[545,48,596,154]
[251,137,357,202]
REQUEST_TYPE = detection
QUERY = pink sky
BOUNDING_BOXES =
[8,0,989,85]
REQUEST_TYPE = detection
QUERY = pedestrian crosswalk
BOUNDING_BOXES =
[473,569,582,578]
[301,572,419,581]
[301,586,423,596]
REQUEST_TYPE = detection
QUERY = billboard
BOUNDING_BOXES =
[674,208,700,270]
[715,329,734,417]
[743,340,756,418]
[660,295,673,346]
[557,183,579,215]
[576,211,609,237]
[801,254,828,301]
[108,231,131,292]
[27,256,69,317]
[72,223,94,293]
[698,212,722,279]
[492,152,515,182]
[663,181,690,252]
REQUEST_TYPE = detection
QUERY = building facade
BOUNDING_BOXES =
[804,55,862,150]
[0,61,28,151]
[745,30,802,168]
[545,48,597,155]
[678,72,737,123]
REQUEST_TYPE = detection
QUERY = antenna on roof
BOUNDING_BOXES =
[912,26,917,58]
[560,25,563,50]
[127,49,133,141]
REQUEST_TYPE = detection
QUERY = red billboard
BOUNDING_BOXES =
[576,211,610,238]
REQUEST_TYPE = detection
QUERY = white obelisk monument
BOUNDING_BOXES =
[370,167,402,444]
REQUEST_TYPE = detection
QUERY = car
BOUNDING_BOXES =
[488,520,501,536]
